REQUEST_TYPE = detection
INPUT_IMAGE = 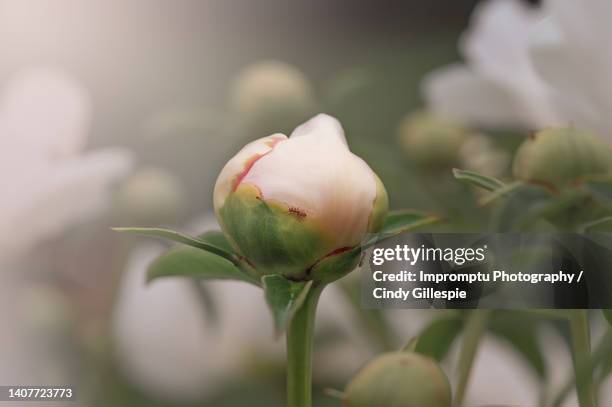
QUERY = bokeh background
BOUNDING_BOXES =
[2,1,608,406]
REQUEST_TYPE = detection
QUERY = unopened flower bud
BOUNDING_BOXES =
[214,114,388,280]
[344,352,451,407]
[398,111,467,168]
[513,127,612,188]
[115,167,186,225]
[230,60,315,136]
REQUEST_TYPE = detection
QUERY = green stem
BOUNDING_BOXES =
[286,283,324,407]
[452,309,491,407]
[569,309,596,407]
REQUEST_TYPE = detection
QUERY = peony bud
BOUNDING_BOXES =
[398,111,467,168]
[513,127,612,188]
[230,60,315,137]
[343,352,451,407]
[214,114,388,280]
[114,167,186,225]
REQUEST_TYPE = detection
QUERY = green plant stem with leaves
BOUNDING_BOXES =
[453,309,491,407]
[286,283,325,407]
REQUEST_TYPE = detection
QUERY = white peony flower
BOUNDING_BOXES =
[0,68,132,263]
[425,0,612,145]
[423,0,562,129]
[529,0,612,140]
[213,114,388,280]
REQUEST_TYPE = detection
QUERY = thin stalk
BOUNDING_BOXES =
[286,283,324,407]
[568,310,596,407]
[452,309,491,407]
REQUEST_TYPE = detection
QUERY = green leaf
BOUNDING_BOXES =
[362,210,441,249]
[490,184,555,231]
[488,311,546,379]
[262,275,313,334]
[411,314,463,361]
[478,181,524,206]
[603,310,612,326]
[113,227,238,265]
[579,216,612,233]
[197,230,235,253]
[453,168,506,192]
[147,245,258,285]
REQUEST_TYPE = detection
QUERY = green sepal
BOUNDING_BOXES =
[453,168,506,192]
[218,186,330,279]
[262,275,313,334]
[309,249,362,284]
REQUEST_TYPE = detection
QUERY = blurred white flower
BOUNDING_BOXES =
[529,0,612,140]
[112,216,371,402]
[0,68,132,262]
[423,0,561,129]
[425,0,612,144]
[0,272,76,389]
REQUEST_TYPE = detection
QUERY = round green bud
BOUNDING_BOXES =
[513,127,612,188]
[114,167,186,225]
[344,352,451,407]
[230,60,315,136]
[398,111,467,168]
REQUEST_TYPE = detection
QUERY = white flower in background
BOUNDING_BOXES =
[0,68,132,262]
[529,0,612,140]
[423,0,561,129]
[113,216,372,402]
[0,273,76,388]
[425,0,612,144]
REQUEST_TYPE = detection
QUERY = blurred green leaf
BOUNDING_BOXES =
[411,314,463,361]
[579,217,612,233]
[114,227,239,265]
[584,177,612,207]
[338,278,396,351]
[603,310,612,326]
[262,275,313,334]
[453,168,505,192]
[490,184,554,231]
[479,181,524,206]
[489,311,546,379]
[147,245,258,285]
